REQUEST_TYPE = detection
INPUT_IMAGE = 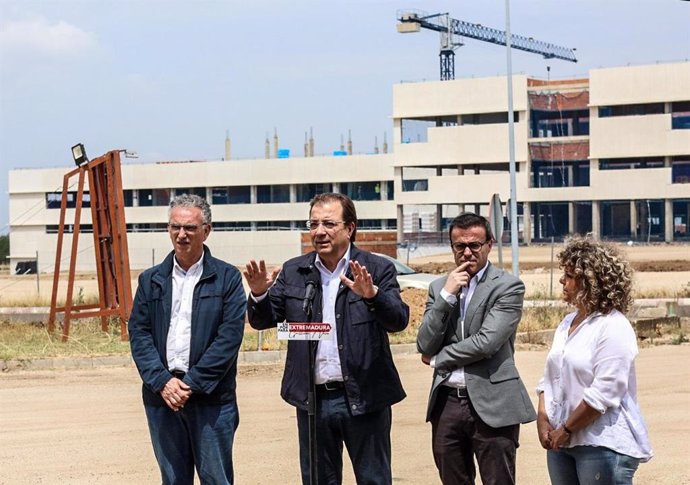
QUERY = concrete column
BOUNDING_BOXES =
[289,184,296,203]
[435,204,443,231]
[568,202,575,235]
[522,202,532,245]
[132,190,139,207]
[380,180,389,201]
[396,204,404,242]
[630,200,638,240]
[250,186,258,231]
[665,199,673,242]
[592,200,601,240]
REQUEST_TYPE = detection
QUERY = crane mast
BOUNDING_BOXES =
[397,10,577,80]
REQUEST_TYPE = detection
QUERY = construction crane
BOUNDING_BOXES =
[397,10,577,80]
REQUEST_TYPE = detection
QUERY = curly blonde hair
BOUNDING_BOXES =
[558,235,634,315]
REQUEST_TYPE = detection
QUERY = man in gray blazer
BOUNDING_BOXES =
[417,212,536,485]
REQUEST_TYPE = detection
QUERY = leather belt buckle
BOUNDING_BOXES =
[442,385,468,398]
[317,381,344,392]
[323,381,343,391]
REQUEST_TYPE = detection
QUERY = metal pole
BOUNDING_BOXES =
[506,0,520,277]
[305,303,318,485]
[549,236,554,298]
[36,250,40,295]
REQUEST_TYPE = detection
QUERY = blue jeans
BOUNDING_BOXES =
[547,446,640,485]
[296,389,392,485]
[144,400,239,485]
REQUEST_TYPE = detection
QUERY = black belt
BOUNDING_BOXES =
[440,386,469,398]
[315,381,344,392]
[172,370,186,380]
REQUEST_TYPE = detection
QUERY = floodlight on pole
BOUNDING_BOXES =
[71,143,89,167]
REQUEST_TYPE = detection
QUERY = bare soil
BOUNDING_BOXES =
[0,243,688,484]
[1,347,688,484]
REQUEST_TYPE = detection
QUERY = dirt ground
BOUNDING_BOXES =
[1,346,688,485]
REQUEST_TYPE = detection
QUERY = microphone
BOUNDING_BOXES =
[303,278,318,315]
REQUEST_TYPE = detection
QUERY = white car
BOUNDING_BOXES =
[374,253,438,290]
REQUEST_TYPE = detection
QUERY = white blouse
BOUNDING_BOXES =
[536,309,653,461]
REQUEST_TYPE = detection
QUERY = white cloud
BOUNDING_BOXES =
[0,17,97,59]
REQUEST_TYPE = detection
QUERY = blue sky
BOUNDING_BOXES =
[1,0,689,234]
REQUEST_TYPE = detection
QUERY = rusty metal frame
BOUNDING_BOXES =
[48,150,132,342]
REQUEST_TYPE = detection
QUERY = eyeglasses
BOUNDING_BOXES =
[451,241,488,253]
[306,220,346,231]
[168,223,206,234]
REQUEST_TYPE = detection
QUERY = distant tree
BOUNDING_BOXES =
[0,235,8,264]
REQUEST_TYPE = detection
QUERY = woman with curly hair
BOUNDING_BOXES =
[536,235,652,485]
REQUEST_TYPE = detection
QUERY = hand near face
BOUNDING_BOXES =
[243,259,281,297]
[340,260,378,299]
[443,261,472,295]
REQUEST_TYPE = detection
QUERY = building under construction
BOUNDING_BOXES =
[8,61,690,271]
[393,61,690,244]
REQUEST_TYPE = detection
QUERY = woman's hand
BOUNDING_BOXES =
[536,392,554,449]
[548,426,571,450]
[537,415,554,449]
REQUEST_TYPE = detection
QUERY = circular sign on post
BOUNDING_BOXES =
[489,193,504,241]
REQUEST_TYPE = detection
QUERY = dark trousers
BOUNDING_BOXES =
[296,388,392,485]
[430,390,519,485]
[144,400,239,485]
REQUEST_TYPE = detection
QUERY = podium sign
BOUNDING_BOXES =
[278,322,333,341]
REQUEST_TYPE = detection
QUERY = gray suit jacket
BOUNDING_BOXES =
[416,262,536,428]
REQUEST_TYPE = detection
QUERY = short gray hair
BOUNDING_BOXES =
[169,194,212,225]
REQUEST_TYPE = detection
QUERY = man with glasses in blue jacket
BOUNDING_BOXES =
[129,194,246,485]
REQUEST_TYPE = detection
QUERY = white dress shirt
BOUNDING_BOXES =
[537,309,653,461]
[313,246,351,384]
[166,253,204,372]
[432,262,488,388]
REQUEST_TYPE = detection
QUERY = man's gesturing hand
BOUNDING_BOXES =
[243,259,281,297]
[443,261,472,295]
[340,260,378,300]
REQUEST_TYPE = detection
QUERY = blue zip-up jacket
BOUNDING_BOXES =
[129,246,246,406]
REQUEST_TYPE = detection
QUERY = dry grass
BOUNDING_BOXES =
[0,285,100,307]
[2,285,686,360]
[392,288,569,346]
[0,319,129,361]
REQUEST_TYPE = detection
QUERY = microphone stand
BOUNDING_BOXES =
[304,289,318,485]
